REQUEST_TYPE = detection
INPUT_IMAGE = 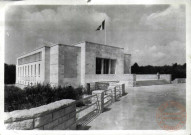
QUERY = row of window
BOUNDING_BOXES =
[18,64,40,77]
[96,58,116,74]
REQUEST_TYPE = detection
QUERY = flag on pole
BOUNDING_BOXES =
[96,20,105,31]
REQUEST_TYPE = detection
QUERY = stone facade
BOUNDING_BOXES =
[16,41,131,88]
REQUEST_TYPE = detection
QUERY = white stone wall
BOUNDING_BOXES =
[85,74,136,87]
[75,41,133,87]
[124,54,131,74]
[160,74,172,83]
[4,99,76,130]
[50,45,59,86]
[75,42,86,86]
[85,42,125,75]
[136,74,158,81]
[58,45,81,87]
[44,47,50,83]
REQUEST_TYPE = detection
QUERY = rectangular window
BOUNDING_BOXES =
[31,65,33,76]
[96,58,102,74]
[28,65,29,76]
[96,58,116,74]
[110,60,116,74]
[35,64,36,76]
[18,67,19,77]
[25,66,26,76]
[103,59,109,74]
[20,67,21,77]
[38,64,40,76]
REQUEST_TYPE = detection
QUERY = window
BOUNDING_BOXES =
[25,66,26,76]
[96,58,102,74]
[31,65,33,76]
[110,60,116,74]
[103,59,109,74]
[28,65,29,76]
[35,64,36,76]
[20,67,21,77]
[18,67,19,77]
[38,64,40,76]
[96,58,116,74]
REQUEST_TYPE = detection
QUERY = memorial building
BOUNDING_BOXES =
[16,41,131,88]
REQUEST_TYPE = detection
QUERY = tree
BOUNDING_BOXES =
[131,62,186,80]
[131,63,139,73]
[4,63,16,84]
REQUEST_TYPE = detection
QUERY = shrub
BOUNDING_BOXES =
[4,84,83,112]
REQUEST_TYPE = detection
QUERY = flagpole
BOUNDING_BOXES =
[105,20,106,45]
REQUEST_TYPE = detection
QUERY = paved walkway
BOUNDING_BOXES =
[88,83,186,130]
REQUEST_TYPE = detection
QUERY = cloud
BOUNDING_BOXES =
[5,5,185,66]
[5,6,111,64]
[19,6,110,32]
[143,5,185,31]
[131,40,185,66]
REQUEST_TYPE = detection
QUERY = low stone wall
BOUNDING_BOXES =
[4,99,76,130]
[136,74,158,81]
[85,74,136,87]
[172,78,186,83]
[136,74,171,83]
[160,74,172,83]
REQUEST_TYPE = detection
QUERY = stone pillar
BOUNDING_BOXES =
[108,86,116,102]
[122,84,125,95]
[133,74,136,86]
[108,59,111,74]
[113,87,117,102]
[92,90,105,113]
[101,59,104,74]
[157,72,160,80]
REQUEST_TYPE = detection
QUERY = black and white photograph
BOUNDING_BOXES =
[1,0,190,133]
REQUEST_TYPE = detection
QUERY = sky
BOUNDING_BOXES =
[5,4,185,66]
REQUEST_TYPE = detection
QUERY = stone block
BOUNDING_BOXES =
[44,119,58,130]
[53,122,66,130]
[33,126,44,130]
[34,113,52,128]
[53,108,65,120]
[69,111,76,118]
[65,104,76,115]
[58,114,70,124]
[5,119,33,130]
[67,123,76,130]
[65,117,75,128]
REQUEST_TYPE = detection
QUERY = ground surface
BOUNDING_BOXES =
[87,83,186,130]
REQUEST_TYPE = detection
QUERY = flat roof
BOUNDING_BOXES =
[18,42,80,58]
[17,45,50,58]
[73,41,124,49]
[17,41,129,58]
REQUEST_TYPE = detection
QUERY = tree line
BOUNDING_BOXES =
[131,63,186,80]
